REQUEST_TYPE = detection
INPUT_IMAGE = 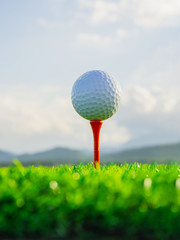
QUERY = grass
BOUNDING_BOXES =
[0,160,180,239]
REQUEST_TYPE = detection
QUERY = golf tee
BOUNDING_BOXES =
[90,120,103,168]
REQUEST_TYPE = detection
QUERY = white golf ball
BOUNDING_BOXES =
[71,70,122,120]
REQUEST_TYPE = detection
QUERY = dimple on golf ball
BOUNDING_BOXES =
[71,70,122,120]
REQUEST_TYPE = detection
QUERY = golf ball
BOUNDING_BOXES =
[71,70,122,120]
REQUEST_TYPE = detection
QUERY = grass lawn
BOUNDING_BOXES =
[0,160,180,239]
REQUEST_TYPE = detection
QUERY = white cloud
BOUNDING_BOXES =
[77,0,180,28]
[101,122,131,144]
[0,85,130,152]
[132,0,180,27]
[37,17,74,28]
[122,83,179,117]
[76,28,129,47]
[0,40,180,152]
[121,41,180,116]
[76,33,112,46]
[37,18,63,28]
[0,86,83,152]
[161,97,177,113]
[116,29,129,38]
[129,41,180,98]
[115,40,180,148]
[123,85,157,114]
[0,86,72,135]
[77,0,120,24]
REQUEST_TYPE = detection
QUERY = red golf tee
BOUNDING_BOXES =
[90,120,103,168]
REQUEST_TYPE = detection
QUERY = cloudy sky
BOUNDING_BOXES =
[0,0,180,153]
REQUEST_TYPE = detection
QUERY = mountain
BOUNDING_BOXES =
[102,142,180,164]
[0,150,16,162]
[0,142,180,166]
[0,147,89,166]
[17,147,89,166]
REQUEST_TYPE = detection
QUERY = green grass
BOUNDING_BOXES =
[0,160,180,239]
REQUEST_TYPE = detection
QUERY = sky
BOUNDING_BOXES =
[0,0,180,153]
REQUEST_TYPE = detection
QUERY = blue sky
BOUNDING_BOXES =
[0,0,180,153]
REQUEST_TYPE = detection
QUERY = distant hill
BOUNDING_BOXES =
[17,147,89,166]
[0,147,89,166]
[0,150,16,163]
[0,142,180,166]
[102,142,180,164]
